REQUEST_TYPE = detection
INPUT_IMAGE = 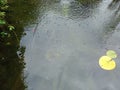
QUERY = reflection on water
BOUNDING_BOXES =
[21,0,120,90]
[0,45,25,90]
[0,0,43,90]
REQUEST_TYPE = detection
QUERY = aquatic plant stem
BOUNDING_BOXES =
[12,30,19,43]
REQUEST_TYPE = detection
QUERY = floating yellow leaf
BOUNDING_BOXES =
[99,56,116,70]
[106,50,117,59]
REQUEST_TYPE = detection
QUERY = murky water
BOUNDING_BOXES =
[21,0,120,90]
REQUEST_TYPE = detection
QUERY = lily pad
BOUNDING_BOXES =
[106,50,117,59]
[99,56,116,70]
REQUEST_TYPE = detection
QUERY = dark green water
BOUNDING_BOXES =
[0,0,120,90]
[0,0,41,90]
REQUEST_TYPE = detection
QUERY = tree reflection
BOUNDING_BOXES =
[0,0,42,90]
[108,0,120,29]
[76,0,100,6]
[68,0,100,19]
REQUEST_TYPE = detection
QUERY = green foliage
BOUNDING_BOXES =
[0,12,5,17]
[0,31,8,38]
[0,0,8,11]
[0,0,7,25]
[0,0,18,44]
[0,0,8,5]
[8,25,15,31]
[1,5,8,10]
[0,19,6,24]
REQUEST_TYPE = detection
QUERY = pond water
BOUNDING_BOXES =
[20,0,120,90]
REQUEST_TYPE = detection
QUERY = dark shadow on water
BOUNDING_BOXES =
[68,0,101,19]
[106,0,120,32]
[108,0,120,13]
[0,0,42,90]
[76,0,100,6]
[108,0,119,8]
[0,45,26,90]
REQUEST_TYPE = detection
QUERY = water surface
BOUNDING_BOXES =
[21,0,120,90]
